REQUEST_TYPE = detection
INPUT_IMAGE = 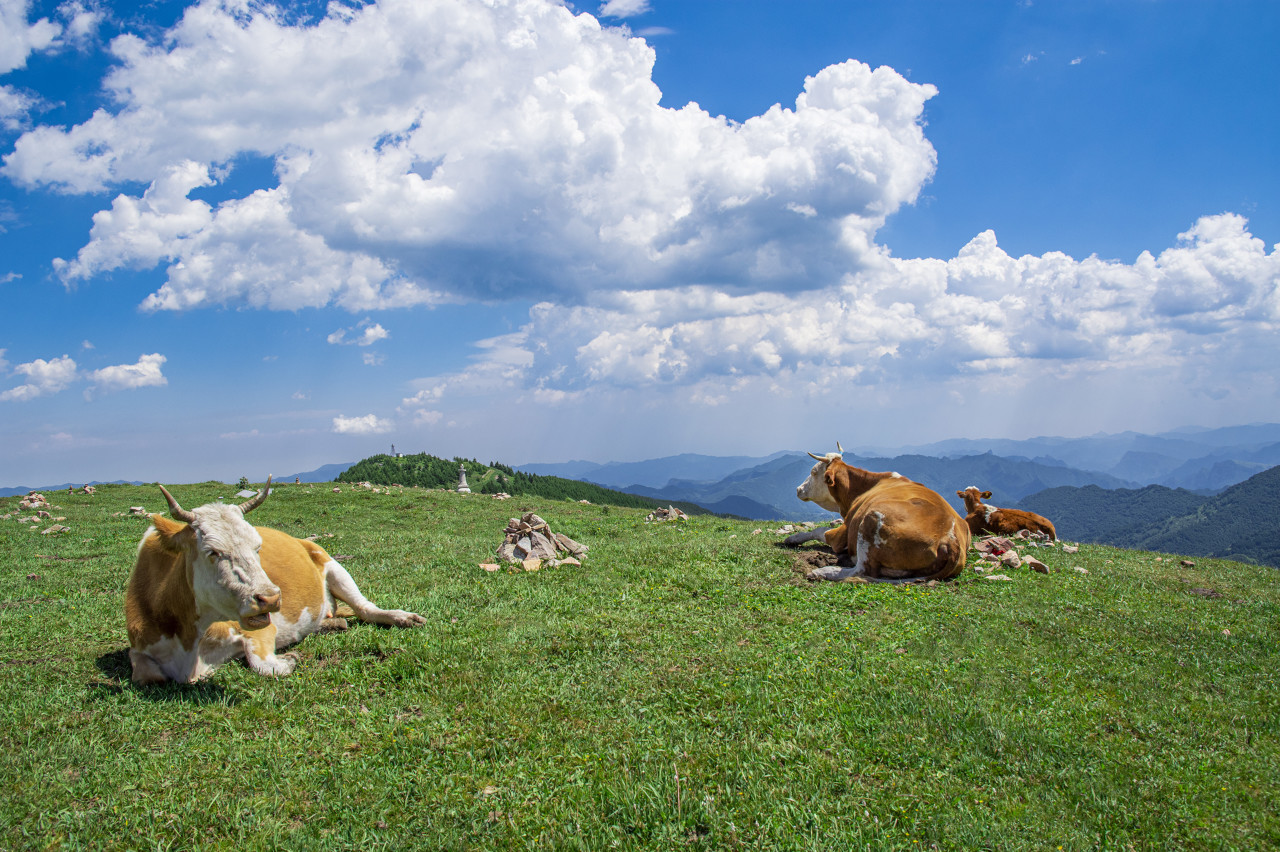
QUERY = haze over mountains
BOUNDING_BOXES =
[518,424,1280,522]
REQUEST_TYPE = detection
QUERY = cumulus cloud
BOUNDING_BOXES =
[332,413,393,434]
[599,0,649,19]
[1,0,99,127]
[10,0,937,310]
[328,319,390,346]
[0,0,60,75]
[0,354,77,400]
[86,353,168,394]
[2,351,169,401]
[396,214,1278,402]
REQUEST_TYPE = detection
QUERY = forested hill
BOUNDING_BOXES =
[1124,464,1280,568]
[1017,484,1210,544]
[335,454,710,515]
[1019,465,1280,568]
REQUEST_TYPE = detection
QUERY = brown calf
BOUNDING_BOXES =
[956,486,1056,540]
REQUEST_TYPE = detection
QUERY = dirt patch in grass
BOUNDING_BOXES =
[790,546,840,578]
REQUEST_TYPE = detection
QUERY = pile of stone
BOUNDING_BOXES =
[482,512,589,572]
[19,492,48,511]
[645,506,688,523]
[971,532,1088,580]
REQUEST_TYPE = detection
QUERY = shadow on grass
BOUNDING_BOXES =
[91,648,239,705]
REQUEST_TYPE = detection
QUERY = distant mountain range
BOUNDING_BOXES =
[0,479,144,498]
[518,424,1280,522]
[554,451,1139,523]
[875,423,1280,493]
[0,462,352,498]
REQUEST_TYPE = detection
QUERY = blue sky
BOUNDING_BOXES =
[1,0,1277,486]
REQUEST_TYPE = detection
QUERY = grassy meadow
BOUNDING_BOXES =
[1,481,1277,850]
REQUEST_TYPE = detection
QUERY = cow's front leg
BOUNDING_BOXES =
[198,621,294,678]
[129,649,170,685]
[240,623,298,677]
[822,523,849,554]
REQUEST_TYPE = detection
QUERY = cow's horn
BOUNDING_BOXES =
[836,441,844,454]
[239,475,273,515]
[158,484,196,523]
[807,452,825,461]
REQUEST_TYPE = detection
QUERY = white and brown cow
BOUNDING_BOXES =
[126,478,424,684]
[796,447,969,582]
[956,486,1056,540]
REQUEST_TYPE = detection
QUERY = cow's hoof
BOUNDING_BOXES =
[319,616,349,632]
[257,652,298,677]
[390,610,426,628]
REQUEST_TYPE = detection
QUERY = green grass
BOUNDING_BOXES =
[1,482,1278,850]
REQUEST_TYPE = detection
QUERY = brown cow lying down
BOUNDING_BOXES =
[956,486,1056,540]
[796,448,969,582]
[126,478,425,684]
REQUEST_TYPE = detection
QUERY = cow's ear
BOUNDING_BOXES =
[150,514,194,553]
[981,491,993,499]
[824,468,837,488]
[956,490,964,498]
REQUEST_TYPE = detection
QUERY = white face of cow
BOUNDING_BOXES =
[186,504,280,630]
[796,453,843,513]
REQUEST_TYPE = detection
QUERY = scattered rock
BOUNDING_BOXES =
[1062,545,1079,553]
[41,525,70,535]
[1072,566,1089,574]
[492,512,589,570]
[646,506,689,523]
[479,563,501,572]
[983,574,1014,581]
[1181,560,1195,567]
[1021,556,1050,574]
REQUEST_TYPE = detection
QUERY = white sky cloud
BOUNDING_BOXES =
[2,351,170,401]
[11,0,937,310]
[396,213,1278,404]
[332,413,393,434]
[86,353,168,393]
[0,0,60,74]
[0,353,77,400]
[329,320,390,346]
[599,0,650,19]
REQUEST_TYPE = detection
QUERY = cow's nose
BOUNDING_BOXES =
[254,591,281,612]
